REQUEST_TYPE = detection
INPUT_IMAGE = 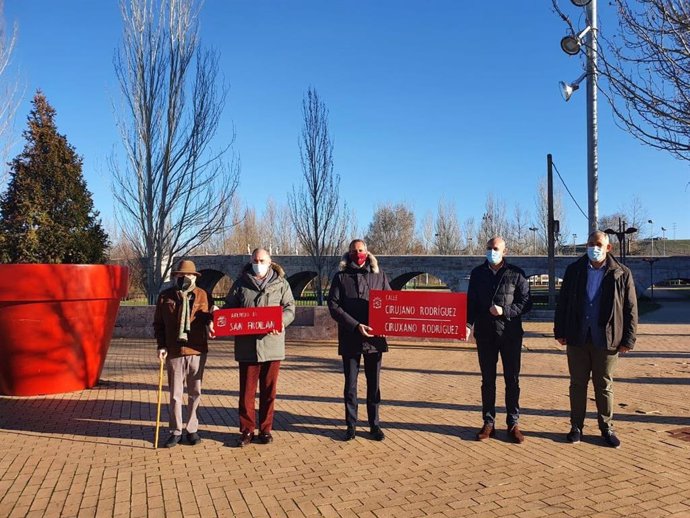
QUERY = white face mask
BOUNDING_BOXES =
[587,246,606,263]
[252,262,270,277]
[486,249,503,266]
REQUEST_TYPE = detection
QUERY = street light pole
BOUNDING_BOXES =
[559,0,598,234]
[586,0,598,234]
[642,258,660,300]
[572,233,577,255]
[648,219,654,257]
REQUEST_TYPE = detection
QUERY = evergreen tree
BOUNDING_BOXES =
[0,91,108,263]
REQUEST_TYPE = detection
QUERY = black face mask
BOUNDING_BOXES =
[176,276,192,290]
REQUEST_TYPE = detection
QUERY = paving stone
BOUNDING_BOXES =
[1,323,689,517]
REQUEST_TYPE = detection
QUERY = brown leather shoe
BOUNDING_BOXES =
[508,425,525,444]
[236,431,254,448]
[476,423,495,441]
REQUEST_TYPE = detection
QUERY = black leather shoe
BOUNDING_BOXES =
[236,431,254,448]
[258,432,273,444]
[567,427,582,444]
[602,430,621,448]
[344,426,356,441]
[370,426,385,441]
[186,432,201,445]
[164,434,181,448]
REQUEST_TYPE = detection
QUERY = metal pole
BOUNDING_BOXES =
[586,0,599,234]
[547,154,556,308]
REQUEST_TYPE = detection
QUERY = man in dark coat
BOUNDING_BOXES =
[467,236,531,443]
[327,239,390,441]
[153,259,214,448]
[554,230,637,448]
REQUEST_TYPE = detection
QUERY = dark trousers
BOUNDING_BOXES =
[342,353,382,428]
[476,334,522,427]
[567,343,618,433]
[238,360,281,434]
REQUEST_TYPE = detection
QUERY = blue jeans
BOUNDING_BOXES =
[476,334,522,427]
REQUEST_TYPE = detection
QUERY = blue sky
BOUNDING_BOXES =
[3,1,689,243]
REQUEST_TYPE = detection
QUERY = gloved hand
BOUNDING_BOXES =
[157,348,168,360]
[207,321,216,339]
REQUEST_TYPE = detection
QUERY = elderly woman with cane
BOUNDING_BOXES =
[153,259,215,448]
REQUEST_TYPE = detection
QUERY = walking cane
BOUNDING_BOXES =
[154,351,166,449]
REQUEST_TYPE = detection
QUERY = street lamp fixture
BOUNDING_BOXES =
[560,26,592,56]
[559,72,587,102]
[570,0,592,6]
[604,218,637,264]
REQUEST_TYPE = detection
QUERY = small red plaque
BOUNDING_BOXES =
[368,290,467,340]
[213,306,283,337]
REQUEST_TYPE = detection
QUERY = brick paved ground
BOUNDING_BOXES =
[1,322,689,518]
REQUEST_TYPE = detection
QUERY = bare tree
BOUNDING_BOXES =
[621,195,648,254]
[463,217,477,254]
[288,87,345,305]
[418,211,434,254]
[112,0,239,303]
[600,196,649,256]
[212,197,255,255]
[345,207,361,251]
[478,193,510,246]
[0,0,19,182]
[593,1,690,166]
[433,200,462,255]
[365,202,417,255]
[232,205,260,255]
[261,197,295,255]
[510,203,531,255]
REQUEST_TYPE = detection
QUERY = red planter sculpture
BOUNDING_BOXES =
[0,264,129,396]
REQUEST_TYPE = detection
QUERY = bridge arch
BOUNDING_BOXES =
[389,271,451,291]
[287,271,318,300]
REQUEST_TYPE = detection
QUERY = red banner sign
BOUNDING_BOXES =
[368,290,467,340]
[213,306,283,337]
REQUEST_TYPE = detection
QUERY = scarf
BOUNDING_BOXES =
[254,267,276,291]
[177,284,195,342]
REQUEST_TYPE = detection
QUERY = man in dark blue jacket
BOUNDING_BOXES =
[327,239,390,442]
[467,236,532,443]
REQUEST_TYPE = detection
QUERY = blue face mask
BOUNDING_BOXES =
[587,246,606,263]
[486,250,503,265]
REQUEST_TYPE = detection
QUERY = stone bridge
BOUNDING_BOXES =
[187,254,690,300]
